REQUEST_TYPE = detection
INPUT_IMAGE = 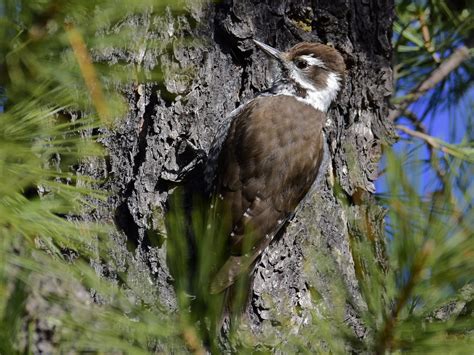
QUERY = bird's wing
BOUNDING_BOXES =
[209,95,326,294]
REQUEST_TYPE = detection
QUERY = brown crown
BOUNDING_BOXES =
[286,42,346,78]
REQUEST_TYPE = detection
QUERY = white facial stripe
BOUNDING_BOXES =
[287,69,341,112]
[299,55,327,68]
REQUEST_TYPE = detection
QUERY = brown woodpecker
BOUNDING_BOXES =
[205,40,346,300]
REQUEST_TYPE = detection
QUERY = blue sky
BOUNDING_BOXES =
[376,85,473,197]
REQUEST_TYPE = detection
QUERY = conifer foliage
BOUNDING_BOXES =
[0,0,472,353]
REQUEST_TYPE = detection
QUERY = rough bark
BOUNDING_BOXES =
[85,0,396,346]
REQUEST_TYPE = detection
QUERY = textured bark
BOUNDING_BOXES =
[87,0,396,346]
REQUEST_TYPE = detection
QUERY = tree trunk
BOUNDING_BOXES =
[91,0,396,343]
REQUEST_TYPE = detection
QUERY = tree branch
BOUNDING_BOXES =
[389,46,471,121]
[396,118,447,183]
[418,11,439,62]
[375,240,434,354]
[396,124,447,153]
[65,23,110,124]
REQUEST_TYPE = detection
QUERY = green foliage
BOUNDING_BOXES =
[394,0,473,107]
[0,0,188,353]
[166,193,226,352]
[373,150,473,352]
[0,0,472,354]
[375,1,474,348]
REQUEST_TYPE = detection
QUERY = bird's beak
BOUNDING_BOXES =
[253,39,286,64]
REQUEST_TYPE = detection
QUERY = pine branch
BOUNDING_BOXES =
[396,123,471,233]
[375,240,434,354]
[396,120,447,184]
[418,11,439,62]
[396,124,448,154]
[389,46,471,121]
[182,325,206,355]
[65,23,110,123]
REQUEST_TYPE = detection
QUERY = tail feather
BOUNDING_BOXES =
[214,273,253,335]
[209,255,255,294]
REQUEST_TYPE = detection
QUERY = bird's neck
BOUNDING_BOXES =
[264,74,341,112]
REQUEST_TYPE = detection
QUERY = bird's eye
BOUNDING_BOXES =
[295,59,308,69]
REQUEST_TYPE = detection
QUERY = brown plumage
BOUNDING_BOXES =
[207,41,345,301]
[209,96,325,293]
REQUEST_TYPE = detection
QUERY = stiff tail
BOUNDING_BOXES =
[213,271,253,335]
[209,255,256,294]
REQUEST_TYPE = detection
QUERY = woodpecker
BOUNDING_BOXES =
[205,40,346,298]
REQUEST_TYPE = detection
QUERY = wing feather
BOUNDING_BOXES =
[209,95,326,293]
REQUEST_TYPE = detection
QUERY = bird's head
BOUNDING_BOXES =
[253,40,346,101]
